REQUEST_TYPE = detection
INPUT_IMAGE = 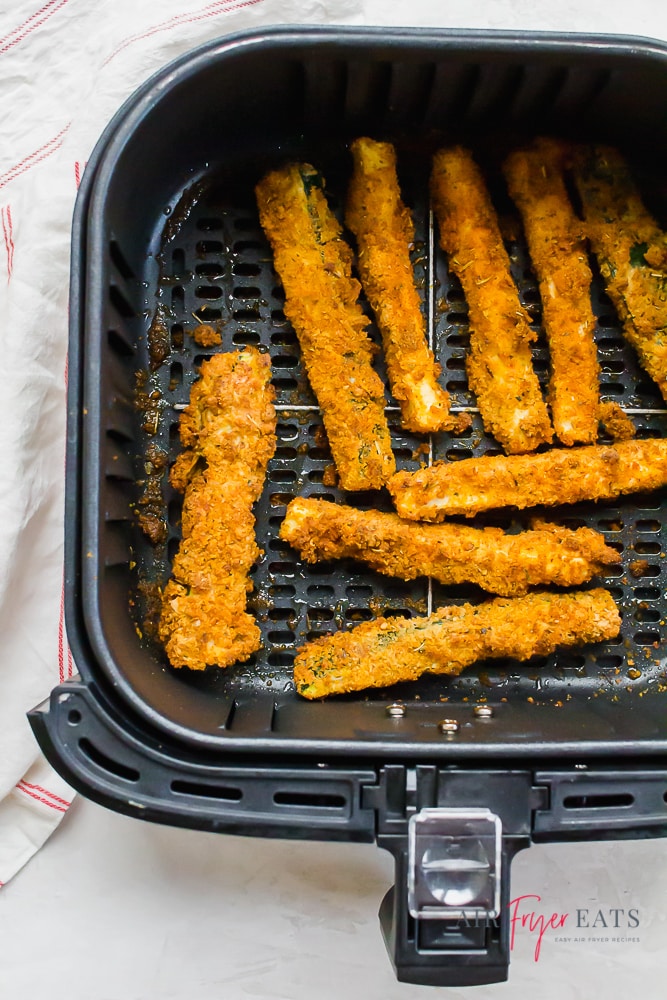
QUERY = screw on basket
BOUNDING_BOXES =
[473,705,495,720]
[386,702,407,718]
[438,719,460,735]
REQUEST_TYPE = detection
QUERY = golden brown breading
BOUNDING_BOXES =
[503,138,599,445]
[389,438,667,520]
[294,588,620,698]
[280,496,619,596]
[598,401,636,442]
[430,147,553,454]
[345,138,469,434]
[255,163,395,491]
[159,349,276,671]
[572,144,667,401]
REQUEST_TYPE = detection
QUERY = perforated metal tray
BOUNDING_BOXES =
[64,26,667,756]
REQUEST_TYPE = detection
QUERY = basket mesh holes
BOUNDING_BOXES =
[269,608,295,622]
[635,586,661,600]
[272,585,296,599]
[233,239,263,253]
[634,541,662,555]
[197,217,223,232]
[171,324,184,350]
[171,248,186,278]
[634,608,661,623]
[233,306,261,321]
[346,585,373,599]
[271,330,297,346]
[195,307,222,323]
[632,563,661,577]
[167,498,182,524]
[197,239,223,254]
[196,285,222,300]
[233,330,261,346]
[269,493,295,508]
[598,518,624,532]
[269,469,297,484]
[446,357,466,371]
[446,448,473,462]
[269,562,295,576]
[637,520,661,532]
[599,383,625,395]
[307,608,334,621]
[267,630,296,643]
[268,651,295,667]
[232,262,261,277]
[634,631,661,645]
[110,285,135,319]
[108,328,134,358]
[345,608,372,621]
[273,356,298,369]
[232,285,261,300]
[595,654,624,669]
[307,585,334,599]
[446,312,468,325]
[196,262,224,279]
[109,239,136,280]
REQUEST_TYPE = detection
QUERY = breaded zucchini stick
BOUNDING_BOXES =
[159,349,276,671]
[389,437,667,520]
[280,497,619,596]
[503,138,599,445]
[572,144,667,401]
[345,138,469,434]
[256,163,395,490]
[430,147,553,453]
[294,589,620,698]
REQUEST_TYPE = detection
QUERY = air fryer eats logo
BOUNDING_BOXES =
[508,894,640,961]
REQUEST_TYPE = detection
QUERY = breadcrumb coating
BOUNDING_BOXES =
[159,349,276,671]
[430,146,553,454]
[294,589,620,698]
[255,163,395,490]
[503,138,599,445]
[573,144,667,401]
[345,137,469,434]
[280,496,619,596]
[389,438,667,520]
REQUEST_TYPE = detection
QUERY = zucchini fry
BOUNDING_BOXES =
[430,146,553,453]
[280,497,619,596]
[159,349,276,671]
[503,138,599,445]
[572,144,667,401]
[389,437,667,520]
[256,163,395,491]
[345,138,469,434]
[294,588,620,698]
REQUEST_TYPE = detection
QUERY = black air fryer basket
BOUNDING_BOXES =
[30,26,667,987]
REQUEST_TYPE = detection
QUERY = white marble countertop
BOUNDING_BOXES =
[1,796,666,999]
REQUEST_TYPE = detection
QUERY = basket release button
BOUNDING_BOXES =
[407,807,502,921]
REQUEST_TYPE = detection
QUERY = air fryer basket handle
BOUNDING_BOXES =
[378,838,527,988]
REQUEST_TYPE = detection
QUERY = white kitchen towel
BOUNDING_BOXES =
[0,0,363,888]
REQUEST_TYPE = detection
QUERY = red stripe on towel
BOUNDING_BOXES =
[0,124,70,192]
[0,0,71,57]
[18,781,71,809]
[103,0,265,66]
[16,783,69,813]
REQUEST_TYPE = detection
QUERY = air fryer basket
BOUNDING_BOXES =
[30,27,667,987]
